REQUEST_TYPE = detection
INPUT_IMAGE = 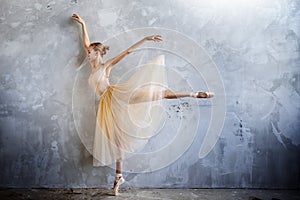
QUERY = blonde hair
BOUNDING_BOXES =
[90,42,110,56]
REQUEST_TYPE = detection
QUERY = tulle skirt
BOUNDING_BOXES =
[93,55,167,166]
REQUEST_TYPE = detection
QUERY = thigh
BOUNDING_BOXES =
[129,84,162,104]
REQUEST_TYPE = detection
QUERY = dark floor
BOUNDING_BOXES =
[0,188,300,200]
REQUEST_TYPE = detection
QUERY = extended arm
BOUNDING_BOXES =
[107,35,162,67]
[72,14,90,54]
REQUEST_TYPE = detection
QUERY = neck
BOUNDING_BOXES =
[91,56,104,70]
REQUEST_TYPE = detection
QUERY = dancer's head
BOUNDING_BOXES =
[88,42,110,61]
[90,42,110,56]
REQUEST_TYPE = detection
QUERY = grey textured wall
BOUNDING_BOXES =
[0,0,299,189]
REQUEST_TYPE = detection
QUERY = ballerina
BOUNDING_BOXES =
[72,13,214,196]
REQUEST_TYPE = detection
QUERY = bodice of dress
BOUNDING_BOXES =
[88,67,110,96]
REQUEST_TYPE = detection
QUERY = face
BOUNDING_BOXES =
[87,46,99,61]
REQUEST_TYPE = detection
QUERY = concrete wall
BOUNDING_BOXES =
[0,0,299,188]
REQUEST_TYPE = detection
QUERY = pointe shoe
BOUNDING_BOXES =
[113,174,125,196]
[195,92,215,98]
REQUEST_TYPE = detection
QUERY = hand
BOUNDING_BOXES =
[145,35,163,42]
[72,13,85,25]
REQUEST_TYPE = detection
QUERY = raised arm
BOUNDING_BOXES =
[107,35,162,67]
[72,14,90,54]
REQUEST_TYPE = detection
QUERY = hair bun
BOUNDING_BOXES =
[102,45,110,55]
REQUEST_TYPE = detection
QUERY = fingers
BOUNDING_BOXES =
[72,13,81,21]
[154,35,163,41]
[72,15,78,21]
[72,14,85,24]
[152,35,163,42]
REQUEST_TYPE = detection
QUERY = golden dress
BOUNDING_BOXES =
[88,55,167,166]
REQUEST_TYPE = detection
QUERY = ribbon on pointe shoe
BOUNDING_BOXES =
[190,92,215,98]
[114,174,125,196]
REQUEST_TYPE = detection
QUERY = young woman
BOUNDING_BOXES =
[72,13,214,195]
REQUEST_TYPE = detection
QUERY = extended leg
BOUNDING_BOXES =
[129,88,214,104]
[163,90,214,99]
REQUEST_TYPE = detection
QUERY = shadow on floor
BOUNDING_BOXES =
[0,188,299,200]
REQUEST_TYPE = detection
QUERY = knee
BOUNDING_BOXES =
[163,90,173,99]
[163,90,169,98]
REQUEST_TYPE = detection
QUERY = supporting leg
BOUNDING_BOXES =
[114,159,125,196]
[116,159,122,174]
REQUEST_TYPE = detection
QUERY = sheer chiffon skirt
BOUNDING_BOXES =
[93,55,168,166]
